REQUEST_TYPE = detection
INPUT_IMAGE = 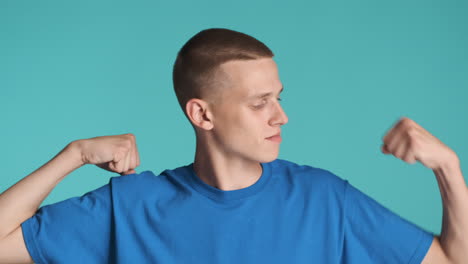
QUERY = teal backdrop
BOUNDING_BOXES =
[1,0,467,236]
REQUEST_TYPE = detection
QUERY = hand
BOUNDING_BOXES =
[74,133,141,175]
[381,117,459,170]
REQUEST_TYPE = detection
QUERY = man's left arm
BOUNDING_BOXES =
[381,117,468,264]
[422,160,468,264]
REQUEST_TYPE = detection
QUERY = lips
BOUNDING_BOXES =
[266,132,281,139]
[266,133,282,143]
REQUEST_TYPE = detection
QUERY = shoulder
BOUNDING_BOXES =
[109,170,160,187]
[271,158,348,192]
[108,164,192,199]
[272,158,346,183]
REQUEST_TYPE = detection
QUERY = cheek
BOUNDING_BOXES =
[216,111,247,138]
[241,110,268,138]
[215,106,267,142]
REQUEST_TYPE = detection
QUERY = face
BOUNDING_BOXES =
[207,57,289,163]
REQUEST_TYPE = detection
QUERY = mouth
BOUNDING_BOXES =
[266,133,282,143]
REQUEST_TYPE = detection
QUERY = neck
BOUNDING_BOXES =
[193,139,262,191]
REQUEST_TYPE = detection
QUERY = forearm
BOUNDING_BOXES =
[434,159,468,264]
[0,141,84,240]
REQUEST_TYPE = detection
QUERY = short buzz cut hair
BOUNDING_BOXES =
[172,28,274,123]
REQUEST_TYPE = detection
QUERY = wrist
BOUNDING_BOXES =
[439,151,461,173]
[433,148,459,171]
[66,140,86,168]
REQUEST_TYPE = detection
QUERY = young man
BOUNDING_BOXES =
[0,28,466,263]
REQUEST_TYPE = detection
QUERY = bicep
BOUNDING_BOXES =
[0,226,34,264]
[342,180,435,263]
[19,182,114,262]
[421,236,451,264]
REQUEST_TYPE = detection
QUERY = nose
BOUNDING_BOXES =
[270,101,289,126]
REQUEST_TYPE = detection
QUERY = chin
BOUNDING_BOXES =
[256,152,279,163]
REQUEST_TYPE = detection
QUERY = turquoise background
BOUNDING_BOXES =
[1,0,467,236]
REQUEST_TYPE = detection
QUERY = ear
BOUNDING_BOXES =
[186,98,214,130]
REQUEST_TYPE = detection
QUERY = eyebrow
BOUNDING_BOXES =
[249,86,284,100]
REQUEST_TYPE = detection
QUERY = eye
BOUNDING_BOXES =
[253,99,267,109]
[253,98,282,109]
[253,103,266,109]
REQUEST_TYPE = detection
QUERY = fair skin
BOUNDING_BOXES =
[0,58,465,263]
[381,117,468,263]
[0,134,140,263]
[187,58,288,191]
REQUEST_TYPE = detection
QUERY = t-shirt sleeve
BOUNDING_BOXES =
[20,179,114,264]
[342,180,435,264]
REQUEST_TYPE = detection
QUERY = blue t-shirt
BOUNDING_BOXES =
[21,158,434,263]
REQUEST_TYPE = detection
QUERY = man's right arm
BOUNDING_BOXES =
[0,142,83,263]
[0,133,140,263]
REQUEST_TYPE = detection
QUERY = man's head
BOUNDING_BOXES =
[172,28,288,163]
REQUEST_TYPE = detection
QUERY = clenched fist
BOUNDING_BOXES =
[381,117,459,170]
[74,133,141,175]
